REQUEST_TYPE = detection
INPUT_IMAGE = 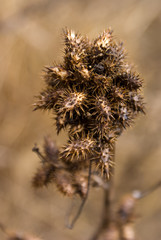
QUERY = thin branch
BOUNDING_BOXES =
[66,160,92,229]
[32,144,46,164]
[133,180,161,199]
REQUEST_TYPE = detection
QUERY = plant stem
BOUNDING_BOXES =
[90,145,115,240]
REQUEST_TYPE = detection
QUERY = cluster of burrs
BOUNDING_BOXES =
[33,28,144,197]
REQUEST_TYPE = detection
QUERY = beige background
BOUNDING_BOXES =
[0,0,161,239]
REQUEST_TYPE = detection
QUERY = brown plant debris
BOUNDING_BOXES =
[33,28,144,197]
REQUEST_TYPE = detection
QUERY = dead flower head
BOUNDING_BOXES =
[33,28,144,196]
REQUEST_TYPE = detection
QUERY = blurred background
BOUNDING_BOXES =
[0,0,161,239]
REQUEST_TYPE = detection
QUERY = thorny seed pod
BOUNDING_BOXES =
[97,144,115,178]
[55,87,87,123]
[33,28,144,196]
[54,169,76,197]
[32,137,95,197]
[60,136,97,162]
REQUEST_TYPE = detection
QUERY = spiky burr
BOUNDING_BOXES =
[33,28,144,195]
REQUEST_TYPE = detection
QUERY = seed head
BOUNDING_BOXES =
[33,28,144,196]
[60,136,96,162]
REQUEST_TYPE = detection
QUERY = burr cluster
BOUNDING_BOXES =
[33,28,144,196]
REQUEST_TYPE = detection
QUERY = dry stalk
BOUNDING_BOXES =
[32,28,148,240]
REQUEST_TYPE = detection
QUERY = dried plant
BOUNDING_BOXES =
[32,28,147,237]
